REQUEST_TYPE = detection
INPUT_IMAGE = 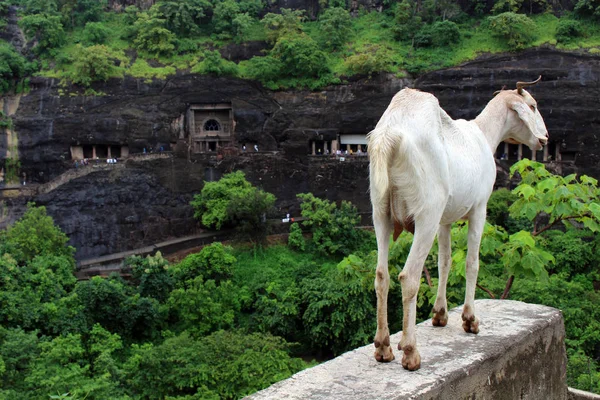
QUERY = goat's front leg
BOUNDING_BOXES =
[432,224,451,327]
[373,210,394,362]
[398,217,439,370]
[463,207,486,334]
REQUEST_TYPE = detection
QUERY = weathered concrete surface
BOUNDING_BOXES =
[569,387,600,400]
[247,300,567,400]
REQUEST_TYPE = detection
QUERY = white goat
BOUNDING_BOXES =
[368,77,548,370]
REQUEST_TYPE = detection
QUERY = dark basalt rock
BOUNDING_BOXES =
[2,48,600,260]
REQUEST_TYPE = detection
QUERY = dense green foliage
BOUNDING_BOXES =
[191,171,276,241]
[2,161,600,396]
[1,0,600,92]
[0,210,308,398]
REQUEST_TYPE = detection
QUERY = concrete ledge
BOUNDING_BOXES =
[569,387,600,400]
[247,299,567,400]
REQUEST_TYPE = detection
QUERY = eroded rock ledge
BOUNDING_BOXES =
[247,299,567,400]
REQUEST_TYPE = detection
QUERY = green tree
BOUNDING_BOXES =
[19,13,65,54]
[191,50,239,77]
[261,8,305,44]
[243,55,283,88]
[575,0,600,19]
[487,12,537,49]
[318,7,352,50]
[555,19,584,43]
[212,0,241,37]
[0,203,74,265]
[190,171,276,240]
[492,0,550,15]
[81,21,110,45]
[343,44,394,77]
[271,34,330,79]
[0,44,27,93]
[393,0,423,43]
[170,243,236,286]
[132,7,176,57]
[122,330,305,399]
[69,45,124,86]
[159,0,212,36]
[232,12,254,43]
[414,20,461,47]
[126,251,173,303]
[294,193,370,256]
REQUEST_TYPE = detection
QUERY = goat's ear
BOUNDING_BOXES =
[510,100,536,133]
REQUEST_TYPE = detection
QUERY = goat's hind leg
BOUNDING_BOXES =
[398,212,441,370]
[432,224,451,327]
[373,210,394,362]
[462,206,486,334]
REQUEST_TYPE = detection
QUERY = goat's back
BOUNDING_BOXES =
[368,88,496,223]
[368,89,451,219]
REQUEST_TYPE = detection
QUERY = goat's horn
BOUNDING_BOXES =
[493,85,507,96]
[516,75,542,95]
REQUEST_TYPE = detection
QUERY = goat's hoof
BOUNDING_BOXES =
[432,307,448,327]
[374,335,394,362]
[401,345,421,371]
[462,314,480,334]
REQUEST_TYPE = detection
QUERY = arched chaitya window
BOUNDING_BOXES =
[204,119,221,131]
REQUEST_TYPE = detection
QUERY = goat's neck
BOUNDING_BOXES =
[474,102,510,153]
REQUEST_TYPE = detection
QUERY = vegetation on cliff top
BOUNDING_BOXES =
[1,0,600,92]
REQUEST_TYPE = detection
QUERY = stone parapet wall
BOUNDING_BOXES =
[247,299,567,400]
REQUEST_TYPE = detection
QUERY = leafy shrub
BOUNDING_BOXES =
[318,6,352,50]
[295,193,370,256]
[492,0,549,14]
[69,0,107,28]
[575,0,600,19]
[132,7,176,57]
[343,45,394,77]
[126,252,173,303]
[69,45,123,86]
[159,0,212,36]
[212,0,241,37]
[539,230,595,276]
[19,13,65,54]
[191,50,239,77]
[232,12,255,43]
[288,222,306,251]
[170,242,236,286]
[431,20,461,46]
[243,55,283,88]
[556,19,584,43]
[393,0,423,42]
[271,34,330,79]
[487,12,537,50]
[190,171,275,241]
[82,21,110,45]
[123,330,305,399]
[0,203,74,265]
[175,38,198,54]
[0,45,27,93]
[486,188,531,233]
[261,8,305,44]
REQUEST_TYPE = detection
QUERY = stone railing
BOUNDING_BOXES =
[247,300,570,400]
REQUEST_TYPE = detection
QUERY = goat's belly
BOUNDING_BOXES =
[440,208,470,225]
[440,200,476,225]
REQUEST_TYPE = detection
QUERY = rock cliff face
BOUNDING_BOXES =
[1,48,599,260]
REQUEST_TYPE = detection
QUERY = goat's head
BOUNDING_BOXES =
[499,76,548,151]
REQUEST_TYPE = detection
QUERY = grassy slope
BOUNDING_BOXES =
[34,10,600,86]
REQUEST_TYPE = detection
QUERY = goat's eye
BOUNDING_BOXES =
[530,105,536,111]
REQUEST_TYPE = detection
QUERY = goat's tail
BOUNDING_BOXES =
[367,126,403,210]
